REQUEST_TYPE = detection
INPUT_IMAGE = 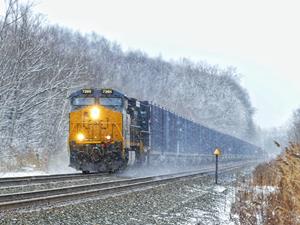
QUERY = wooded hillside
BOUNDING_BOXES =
[0,1,258,170]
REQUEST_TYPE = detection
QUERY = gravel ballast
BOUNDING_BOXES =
[0,168,250,225]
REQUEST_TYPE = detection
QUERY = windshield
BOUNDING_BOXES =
[100,97,122,106]
[72,97,96,106]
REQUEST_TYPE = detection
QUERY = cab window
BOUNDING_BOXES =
[100,97,122,106]
[72,97,96,106]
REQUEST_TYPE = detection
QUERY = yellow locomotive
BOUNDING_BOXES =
[68,88,149,173]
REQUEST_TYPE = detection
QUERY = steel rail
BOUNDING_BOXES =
[0,172,109,186]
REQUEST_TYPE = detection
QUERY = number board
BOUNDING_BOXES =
[81,89,93,94]
[101,89,113,94]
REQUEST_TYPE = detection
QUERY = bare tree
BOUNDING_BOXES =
[288,109,300,143]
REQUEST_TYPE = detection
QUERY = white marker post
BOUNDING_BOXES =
[213,148,222,184]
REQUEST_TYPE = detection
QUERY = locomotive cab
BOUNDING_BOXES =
[68,88,150,173]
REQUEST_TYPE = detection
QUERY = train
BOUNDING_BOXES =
[68,88,261,173]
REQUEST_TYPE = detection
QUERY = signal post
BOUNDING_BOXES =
[214,148,221,184]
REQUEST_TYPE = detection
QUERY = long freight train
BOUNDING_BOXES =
[68,88,261,173]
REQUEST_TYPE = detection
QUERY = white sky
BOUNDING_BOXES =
[1,0,300,129]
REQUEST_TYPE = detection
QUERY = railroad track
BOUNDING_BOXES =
[0,161,256,211]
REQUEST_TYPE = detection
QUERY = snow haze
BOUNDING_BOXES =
[5,0,300,128]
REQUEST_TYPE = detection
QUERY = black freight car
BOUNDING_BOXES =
[148,103,260,164]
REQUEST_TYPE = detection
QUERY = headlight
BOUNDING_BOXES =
[105,135,111,140]
[77,133,85,141]
[90,106,100,120]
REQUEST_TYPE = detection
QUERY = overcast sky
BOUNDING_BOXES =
[2,0,300,129]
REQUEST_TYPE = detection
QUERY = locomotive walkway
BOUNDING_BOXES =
[0,161,256,211]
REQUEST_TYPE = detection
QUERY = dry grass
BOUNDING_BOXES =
[231,144,300,225]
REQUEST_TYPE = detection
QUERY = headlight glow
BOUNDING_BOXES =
[77,133,85,141]
[90,106,100,120]
[105,135,111,140]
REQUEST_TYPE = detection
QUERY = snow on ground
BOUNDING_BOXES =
[180,184,235,225]
[0,171,47,178]
[254,185,278,195]
[0,170,80,178]
[213,185,227,193]
[0,165,77,178]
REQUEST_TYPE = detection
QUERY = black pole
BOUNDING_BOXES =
[215,155,218,184]
[147,149,150,166]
